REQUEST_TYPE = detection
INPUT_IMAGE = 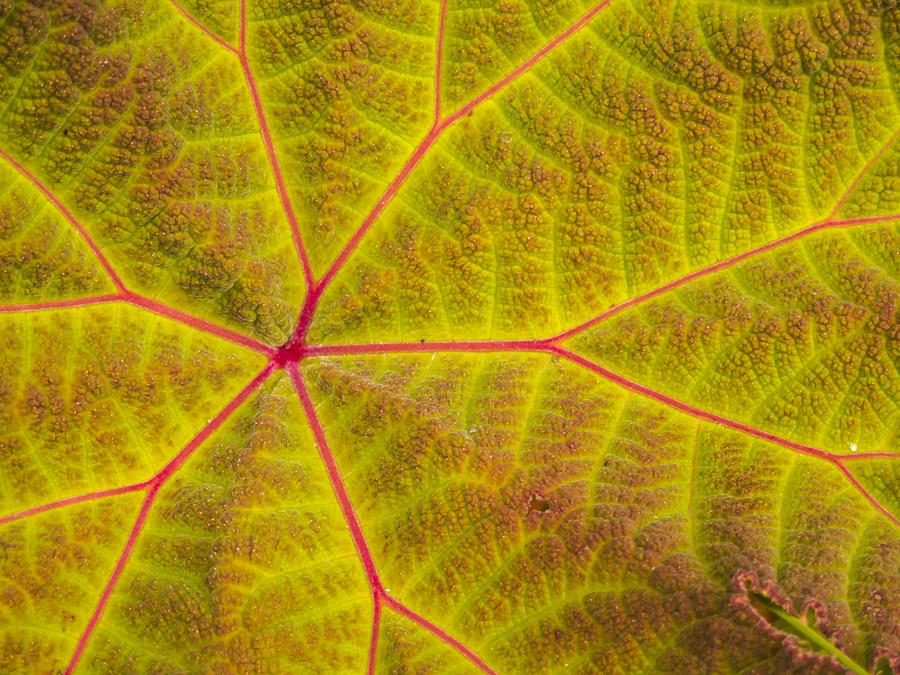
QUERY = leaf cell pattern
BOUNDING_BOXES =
[0,0,897,673]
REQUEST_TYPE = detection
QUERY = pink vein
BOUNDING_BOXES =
[289,363,496,672]
[433,0,448,126]
[64,486,159,675]
[238,0,314,289]
[552,118,900,343]
[828,127,900,219]
[367,595,383,675]
[549,346,900,527]
[830,460,900,528]
[0,148,126,293]
[150,361,277,483]
[548,346,838,462]
[841,452,900,461]
[441,0,612,127]
[0,292,275,355]
[300,130,440,334]
[64,363,275,673]
[306,339,545,357]
[551,213,900,342]
[304,0,615,332]
[0,294,122,314]
[121,292,276,356]
[168,0,237,54]
[384,595,497,675]
[287,363,382,589]
[0,147,277,355]
[0,481,149,527]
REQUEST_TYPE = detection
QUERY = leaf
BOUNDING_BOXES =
[0,0,897,673]
[745,590,868,675]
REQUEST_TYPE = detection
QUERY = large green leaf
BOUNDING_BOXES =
[0,0,897,673]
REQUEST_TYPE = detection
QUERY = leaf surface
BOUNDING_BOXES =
[0,0,897,673]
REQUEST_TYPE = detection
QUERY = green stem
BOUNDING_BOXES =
[750,593,869,675]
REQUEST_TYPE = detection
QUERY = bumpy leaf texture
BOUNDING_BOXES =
[0,0,897,673]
